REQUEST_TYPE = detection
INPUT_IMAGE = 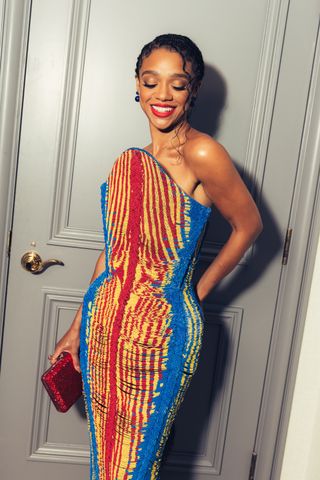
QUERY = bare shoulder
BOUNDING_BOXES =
[184,132,234,178]
[183,131,263,233]
[184,131,247,208]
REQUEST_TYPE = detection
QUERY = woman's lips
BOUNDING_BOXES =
[150,105,176,118]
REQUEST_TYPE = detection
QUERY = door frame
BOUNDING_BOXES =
[0,0,31,356]
[0,1,320,479]
[255,15,320,478]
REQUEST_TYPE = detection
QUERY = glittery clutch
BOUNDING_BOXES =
[41,351,83,413]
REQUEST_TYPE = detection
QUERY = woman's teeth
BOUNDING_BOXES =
[150,105,176,118]
[152,105,174,112]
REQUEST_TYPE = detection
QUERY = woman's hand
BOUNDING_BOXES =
[48,327,81,373]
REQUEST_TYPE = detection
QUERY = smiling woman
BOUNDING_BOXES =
[50,33,263,480]
[140,68,189,118]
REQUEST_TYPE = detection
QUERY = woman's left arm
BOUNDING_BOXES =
[188,138,264,303]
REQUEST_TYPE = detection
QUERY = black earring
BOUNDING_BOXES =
[135,91,140,102]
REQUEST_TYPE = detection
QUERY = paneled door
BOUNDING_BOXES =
[0,0,319,479]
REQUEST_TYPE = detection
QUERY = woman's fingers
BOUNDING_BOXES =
[47,329,80,371]
[71,353,81,373]
[48,349,62,365]
[48,349,81,374]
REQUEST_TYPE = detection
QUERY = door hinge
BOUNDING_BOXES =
[249,451,257,480]
[7,229,12,257]
[282,228,293,265]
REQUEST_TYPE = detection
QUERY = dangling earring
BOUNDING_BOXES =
[135,91,140,102]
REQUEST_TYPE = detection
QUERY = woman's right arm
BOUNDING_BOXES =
[48,247,106,372]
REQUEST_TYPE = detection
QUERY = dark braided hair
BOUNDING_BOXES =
[135,33,205,162]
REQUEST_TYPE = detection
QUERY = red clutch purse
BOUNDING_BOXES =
[41,351,83,413]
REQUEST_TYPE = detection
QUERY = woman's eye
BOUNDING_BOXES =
[143,83,187,91]
[143,83,156,88]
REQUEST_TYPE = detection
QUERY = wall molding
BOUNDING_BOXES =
[29,287,88,463]
[164,305,243,476]
[255,7,320,478]
[203,0,290,263]
[45,0,289,261]
[46,0,101,250]
[29,286,243,471]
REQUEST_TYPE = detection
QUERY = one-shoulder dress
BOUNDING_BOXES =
[79,147,211,480]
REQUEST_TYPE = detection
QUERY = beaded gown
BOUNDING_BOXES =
[80,147,211,480]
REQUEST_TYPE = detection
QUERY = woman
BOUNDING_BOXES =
[49,33,263,479]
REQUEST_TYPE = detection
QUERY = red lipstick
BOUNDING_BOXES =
[150,103,176,118]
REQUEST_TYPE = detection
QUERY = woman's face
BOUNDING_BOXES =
[136,47,194,131]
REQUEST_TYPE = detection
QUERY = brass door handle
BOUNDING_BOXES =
[21,250,64,274]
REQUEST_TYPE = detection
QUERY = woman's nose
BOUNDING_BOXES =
[156,83,173,100]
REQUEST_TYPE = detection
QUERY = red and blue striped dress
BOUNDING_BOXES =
[80,147,211,479]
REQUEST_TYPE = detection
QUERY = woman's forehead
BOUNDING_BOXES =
[140,48,192,76]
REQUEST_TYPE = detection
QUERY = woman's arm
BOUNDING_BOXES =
[187,138,263,303]
[49,247,106,371]
[69,248,106,333]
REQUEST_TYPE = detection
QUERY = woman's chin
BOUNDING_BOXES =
[147,112,187,132]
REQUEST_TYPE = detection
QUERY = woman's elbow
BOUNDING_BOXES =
[252,213,264,240]
[229,207,263,241]
[239,212,263,241]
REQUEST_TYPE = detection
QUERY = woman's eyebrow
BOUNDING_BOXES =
[141,70,190,79]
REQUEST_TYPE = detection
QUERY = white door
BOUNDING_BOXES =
[0,0,319,479]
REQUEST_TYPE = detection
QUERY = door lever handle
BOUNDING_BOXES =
[21,250,64,274]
